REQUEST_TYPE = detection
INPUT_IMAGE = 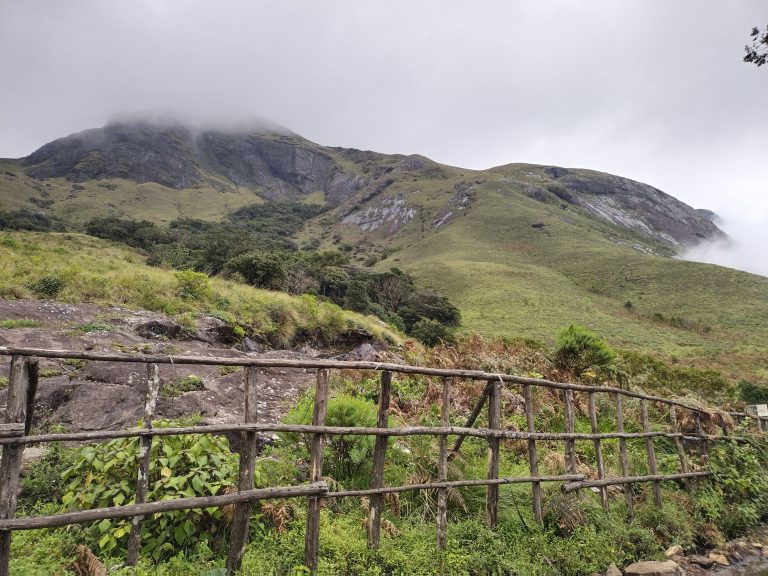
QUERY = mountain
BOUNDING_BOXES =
[2,121,767,384]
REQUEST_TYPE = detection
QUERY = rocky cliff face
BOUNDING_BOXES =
[21,121,363,203]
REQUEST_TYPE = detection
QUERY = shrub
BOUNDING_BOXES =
[173,270,211,301]
[410,317,456,347]
[28,275,63,296]
[283,393,379,487]
[737,380,768,404]
[554,325,616,376]
[60,424,240,560]
[225,251,288,290]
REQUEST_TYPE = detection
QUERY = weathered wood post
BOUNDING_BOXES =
[615,394,634,519]
[0,356,37,576]
[588,392,608,509]
[449,381,492,460]
[523,384,542,523]
[304,369,329,575]
[226,367,259,574]
[668,406,690,493]
[368,370,391,549]
[437,377,450,549]
[127,363,161,565]
[694,412,709,464]
[563,390,577,474]
[485,380,501,529]
[640,399,662,508]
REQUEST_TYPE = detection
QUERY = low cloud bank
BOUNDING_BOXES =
[680,215,768,278]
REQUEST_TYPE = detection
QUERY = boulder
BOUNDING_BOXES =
[623,560,683,576]
[707,553,728,566]
[605,563,622,576]
[689,555,713,568]
[664,545,684,558]
[136,319,186,340]
[195,316,236,345]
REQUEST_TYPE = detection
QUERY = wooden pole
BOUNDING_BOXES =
[563,390,576,474]
[0,356,36,576]
[524,385,542,523]
[448,381,492,460]
[437,378,450,549]
[485,381,501,529]
[695,413,709,464]
[127,363,161,565]
[589,392,608,509]
[304,369,329,576]
[640,400,662,508]
[226,367,259,574]
[616,394,634,519]
[668,406,690,493]
[368,371,391,549]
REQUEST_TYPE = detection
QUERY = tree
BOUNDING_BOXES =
[744,26,768,67]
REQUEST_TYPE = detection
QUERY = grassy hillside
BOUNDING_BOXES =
[368,181,768,384]
[0,231,399,348]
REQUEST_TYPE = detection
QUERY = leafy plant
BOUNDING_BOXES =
[161,375,204,397]
[174,270,211,301]
[60,423,241,560]
[28,274,63,296]
[0,318,40,328]
[410,317,456,347]
[554,324,616,376]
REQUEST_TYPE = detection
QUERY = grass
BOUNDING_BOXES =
[0,318,40,328]
[0,231,400,349]
[161,375,204,397]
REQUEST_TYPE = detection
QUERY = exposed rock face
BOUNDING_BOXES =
[623,560,683,576]
[554,170,724,247]
[433,181,477,229]
[342,195,417,234]
[22,121,362,203]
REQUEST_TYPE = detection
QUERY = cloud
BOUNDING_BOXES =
[680,210,768,278]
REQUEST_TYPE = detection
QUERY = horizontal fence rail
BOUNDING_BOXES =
[0,346,763,575]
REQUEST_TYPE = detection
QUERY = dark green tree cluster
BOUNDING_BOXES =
[0,209,65,232]
[83,204,460,343]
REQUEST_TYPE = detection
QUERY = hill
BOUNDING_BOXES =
[1,121,766,386]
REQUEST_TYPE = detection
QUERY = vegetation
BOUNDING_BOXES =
[0,231,399,348]
[11,361,768,575]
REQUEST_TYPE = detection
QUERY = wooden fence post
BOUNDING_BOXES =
[0,356,37,576]
[640,400,662,508]
[449,381,492,460]
[694,412,709,464]
[668,406,690,493]
[226,367,259,574]
[437,377,450,549]
[485,381,501,529]
[588,392,608,510]
[127,363,161,565]
[523,385,542,523]
[304,369,329,575]
[615,394,634,519]
[368,371,391,549]
[563,390,576,475]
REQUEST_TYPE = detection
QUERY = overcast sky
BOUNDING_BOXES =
[1,0,766,273]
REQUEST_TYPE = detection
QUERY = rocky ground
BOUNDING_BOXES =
[0,299,385,434]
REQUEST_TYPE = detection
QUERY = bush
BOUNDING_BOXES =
[173,270,210,301]
[225,251,288,290]
[410,317,456,347]
[283,393,379,487]
[554,325,616,376]
[737,380,768,404]
[28,275,63,296]
[60,423,240,560]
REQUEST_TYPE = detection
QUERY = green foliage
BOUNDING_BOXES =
[0,318,40,328]
[174,270,211,301]
[73,321,113,333]
[283,393,379,486]
[225,251,288,290]
[699,429,768,538]
[60,425,240,560]
[410,317,456,347]
[161,375,204,397]
[0,208,65,232]
[737,380,768,404]
[554,325,616,376]
[27,274,64,296]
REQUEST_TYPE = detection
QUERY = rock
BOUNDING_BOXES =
[136,319,186,340]
[665,545,684,558]
[351,342,379,361]
[623,560,683,576]
[605,563,622,576]
[195,316,236,345]
[689,555,714,568]
[751,542,763,549]
[240,337,259,353]
[707,553,728,566]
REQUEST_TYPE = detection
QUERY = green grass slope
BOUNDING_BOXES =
[372,181,768,384]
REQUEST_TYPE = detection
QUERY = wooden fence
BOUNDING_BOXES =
[0,346,764,575]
